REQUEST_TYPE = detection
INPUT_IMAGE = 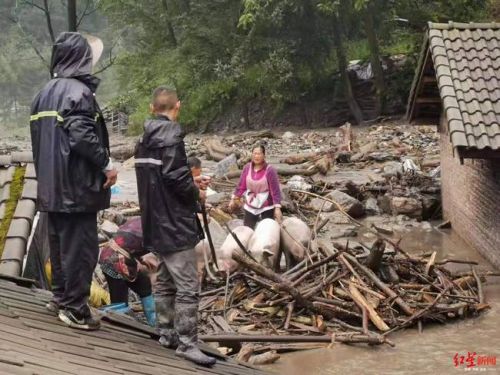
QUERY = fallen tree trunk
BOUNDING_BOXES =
[280,148,336,165]
[204,138,235,161]
[275,164,319,176]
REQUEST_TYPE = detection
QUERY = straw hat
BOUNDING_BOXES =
[84,34,104,67]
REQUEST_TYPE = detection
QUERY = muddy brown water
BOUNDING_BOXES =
[268,228,500,375]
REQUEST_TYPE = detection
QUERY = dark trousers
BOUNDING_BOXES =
[243,208,274,229]
[48,212,99,317]
[104,271,152,303]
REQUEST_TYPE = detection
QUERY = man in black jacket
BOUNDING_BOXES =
[135,87,216,366]
[30,32,117,330]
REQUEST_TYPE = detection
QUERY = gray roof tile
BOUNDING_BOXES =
[408,23,500,152]
[1,238,26,262]
[13,199,36,223]
[6,218,30,241]
[10,152,33,164]
[0,155,12,166]
[24,163,36,179]
[21,179,37,200]
[0,183,11,203]
[0,260,23,277]
[0,166,15,188]
[0,155,38,278]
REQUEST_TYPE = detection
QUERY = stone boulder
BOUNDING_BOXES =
[327,190,364,218]
[364,197,381,215]
[390,197,422,219]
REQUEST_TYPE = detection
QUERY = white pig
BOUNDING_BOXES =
[280,217,310,267]
[195,218,228,279]
[226,219,244,231]
[248,218,281,268]
[217,226,254,273]
[194,239,210,282]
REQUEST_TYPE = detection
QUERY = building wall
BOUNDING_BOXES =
[440,116,500,269]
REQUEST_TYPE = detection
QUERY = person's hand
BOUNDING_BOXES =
[228,197,239,213]
[140,253,159,273]
[199,189,207,204]
[274,207,283,224]
[103,168,118,189]
[199,175,211,190]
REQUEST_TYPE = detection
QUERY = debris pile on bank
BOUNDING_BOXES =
[96,121,496,364]
[194,210,492,362]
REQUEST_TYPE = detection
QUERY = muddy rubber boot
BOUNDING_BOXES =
[156,295,179,349]
[175,303,216,367]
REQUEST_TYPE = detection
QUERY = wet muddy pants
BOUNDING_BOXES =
[153,248,199,346]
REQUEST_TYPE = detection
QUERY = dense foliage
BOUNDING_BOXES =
[0,0,495,131]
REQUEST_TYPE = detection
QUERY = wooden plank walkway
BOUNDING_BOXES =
[0,279,268,375]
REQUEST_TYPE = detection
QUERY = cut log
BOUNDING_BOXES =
[248,351,280,365]
[280,151,319,165]
[275,164,319,176]
[348,283,390,332]
[204,138,236,161]
[236,344,254,362]
[280,148,336,165]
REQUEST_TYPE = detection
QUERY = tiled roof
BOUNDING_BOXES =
[0,151,37,277]
[407,22,500,151]
[0,277,267,375]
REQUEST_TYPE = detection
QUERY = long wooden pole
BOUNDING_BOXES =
[200,334,394,347]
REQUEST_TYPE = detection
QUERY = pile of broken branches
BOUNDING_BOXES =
[198,235,493,361]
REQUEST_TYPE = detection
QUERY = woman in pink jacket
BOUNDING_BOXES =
[229,144,282,229]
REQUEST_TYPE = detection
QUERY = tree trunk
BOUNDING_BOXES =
[363,7,385,116]
[43,0,55,42]
[67,0,77,31]
[332,15,363,124]
[242,101,250,129]
[161,0,178,47]
[180,0,190,14]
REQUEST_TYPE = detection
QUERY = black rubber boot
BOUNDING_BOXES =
[156,295,179,349]
[175,303,216,367]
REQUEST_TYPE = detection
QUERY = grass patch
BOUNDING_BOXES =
[0,166,26,257]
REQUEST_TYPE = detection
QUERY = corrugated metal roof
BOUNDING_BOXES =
[408,22,500,151]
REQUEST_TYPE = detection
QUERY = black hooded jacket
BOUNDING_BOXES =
[30,32,111,213]
[135,115,203,254]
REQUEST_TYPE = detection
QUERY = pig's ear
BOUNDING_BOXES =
[262,249,274,257]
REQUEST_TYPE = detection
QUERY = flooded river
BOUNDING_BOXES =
[269,228,500,375]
